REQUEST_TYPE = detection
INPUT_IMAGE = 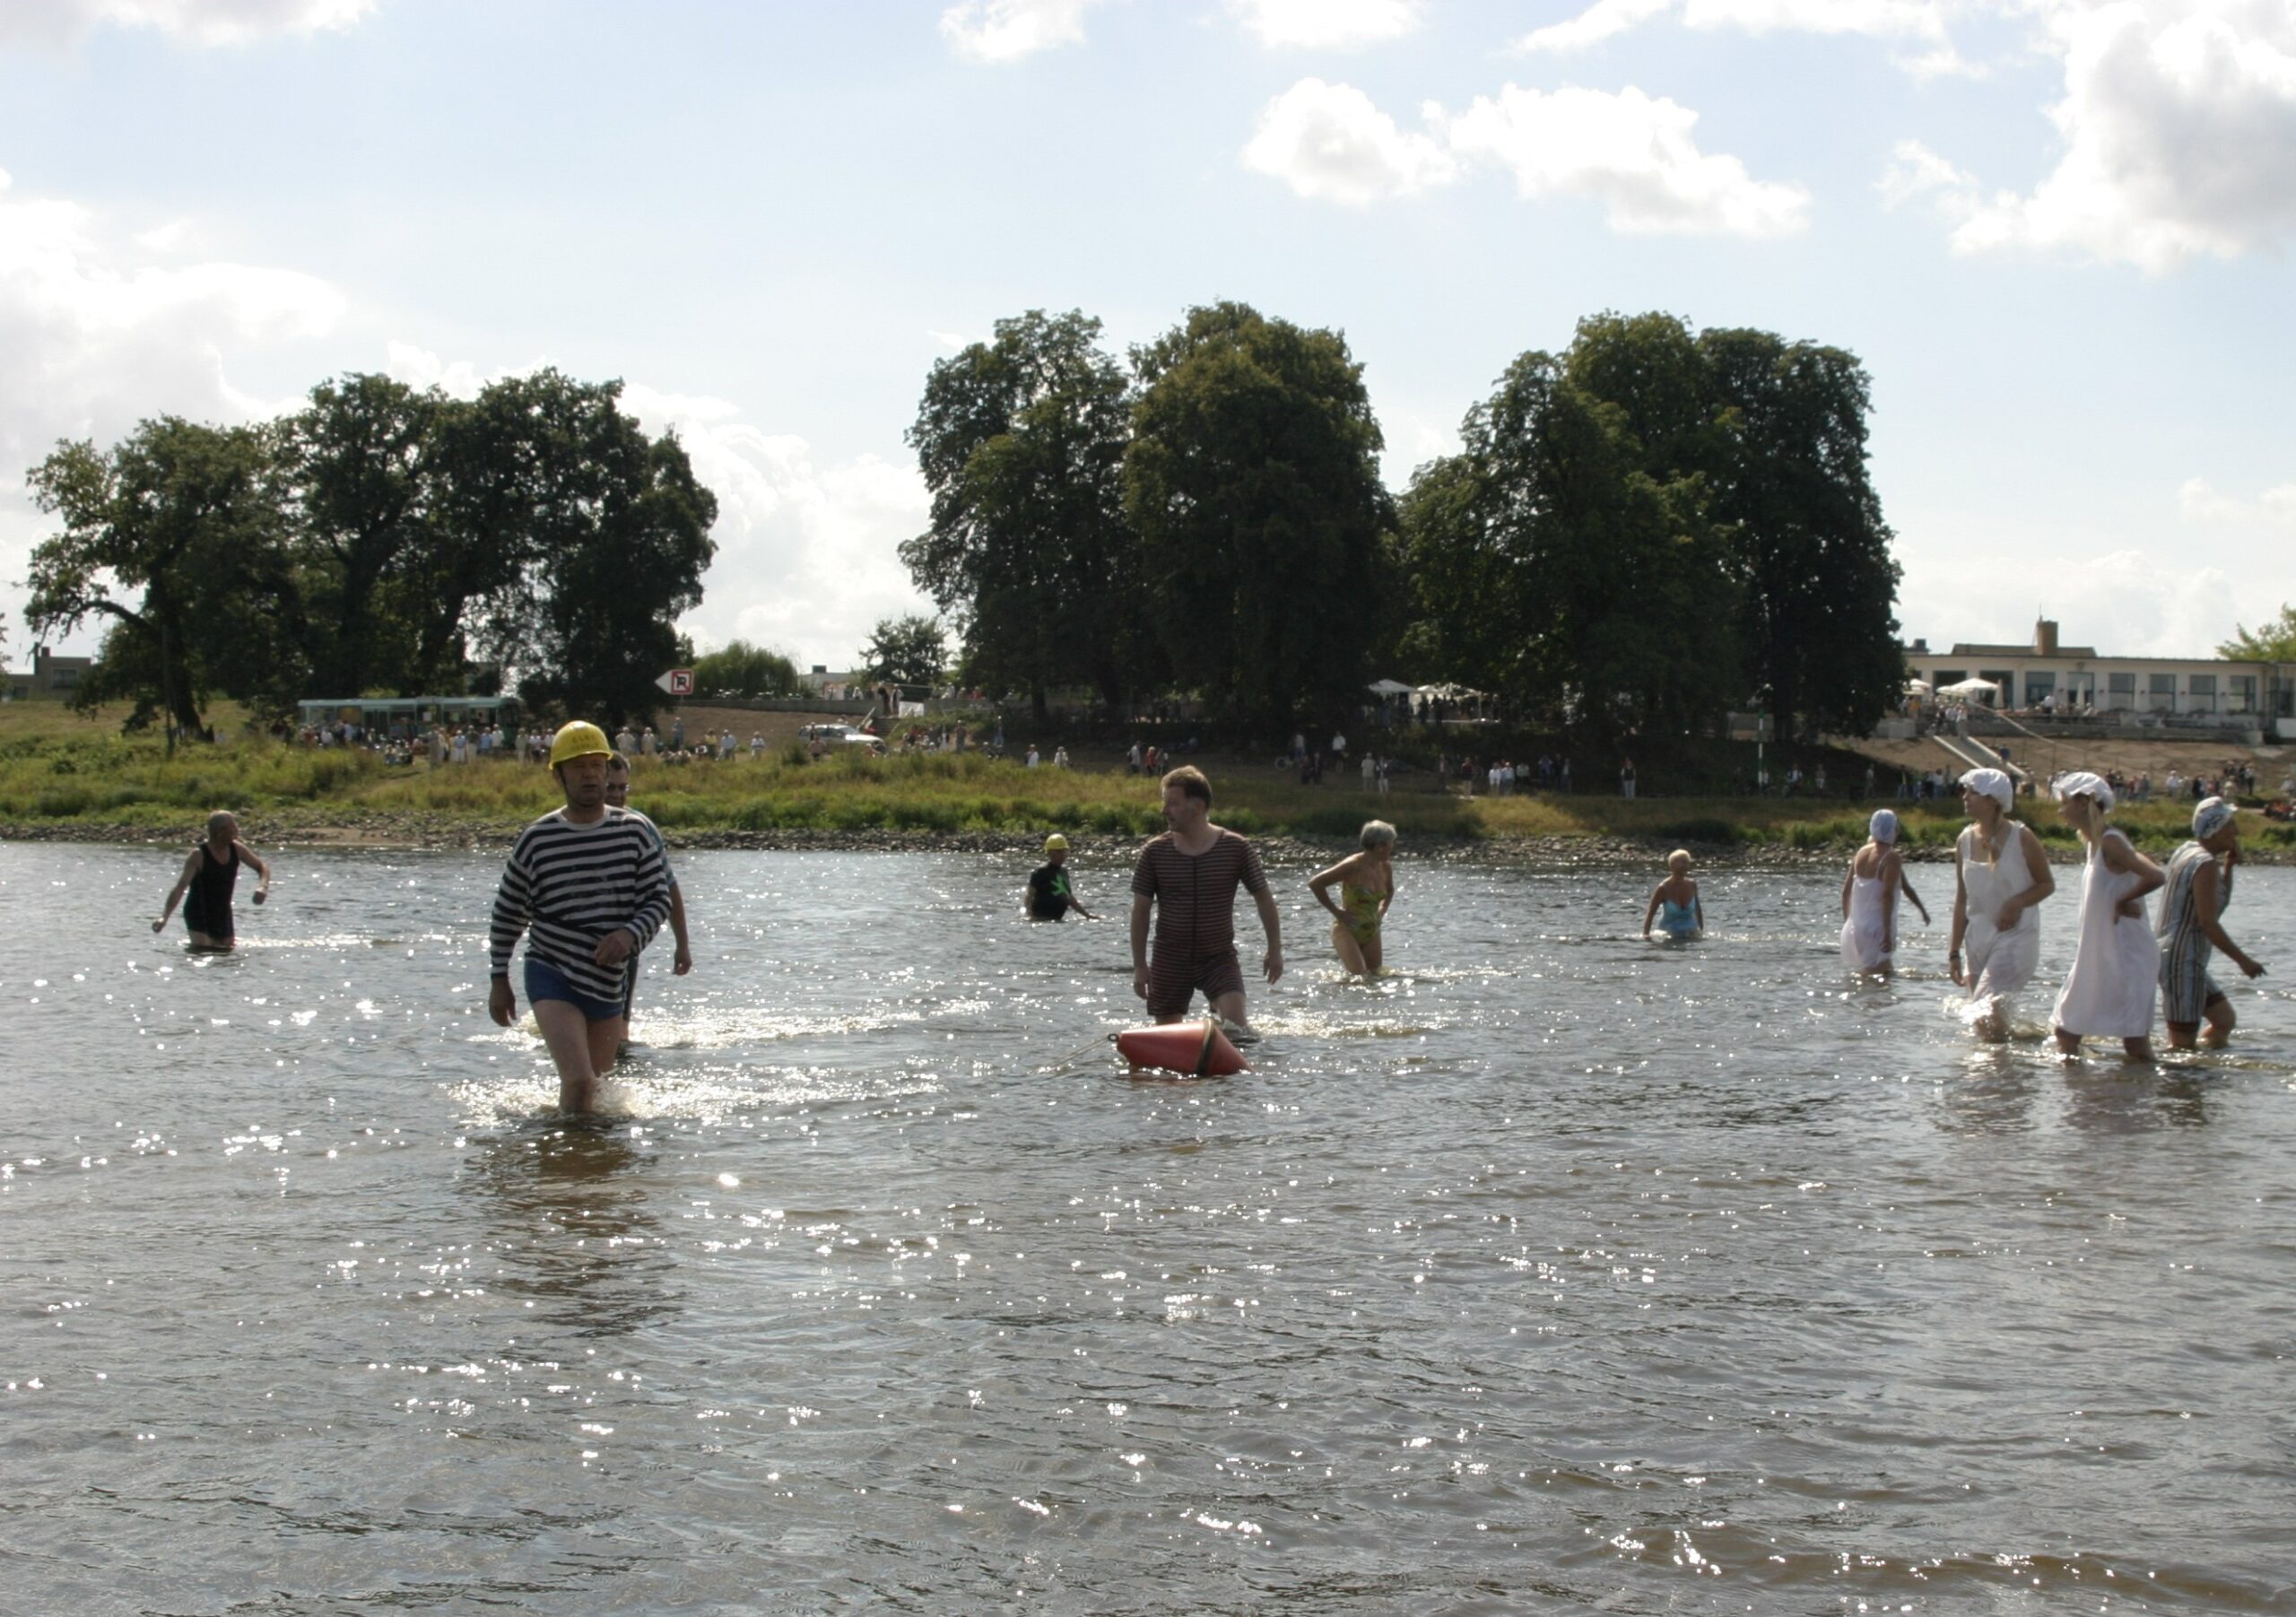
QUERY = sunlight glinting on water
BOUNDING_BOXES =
[3,842,2292,1613]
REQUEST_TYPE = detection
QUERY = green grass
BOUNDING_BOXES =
[4,700,2291,853]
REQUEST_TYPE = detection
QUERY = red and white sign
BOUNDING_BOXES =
[656,668,694,696]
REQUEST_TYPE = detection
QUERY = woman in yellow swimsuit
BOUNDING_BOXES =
[1309,820,1396,976]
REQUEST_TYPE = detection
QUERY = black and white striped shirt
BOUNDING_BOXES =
[489,807,672,1004]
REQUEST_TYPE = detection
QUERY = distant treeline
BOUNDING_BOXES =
[24,371,718,734]
[905,304,1903,743]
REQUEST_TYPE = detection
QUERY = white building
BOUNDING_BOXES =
[1905,620,2294,737]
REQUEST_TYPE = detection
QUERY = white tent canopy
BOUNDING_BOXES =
[1936,677,1999,699]
[1903,678,1933,695]
[1367,678,1413,696]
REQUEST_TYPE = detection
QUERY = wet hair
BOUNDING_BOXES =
[1360,819,1396,850]
[1667,848,1692,872]
[206,811,238,839]
[1161,764,1212,806]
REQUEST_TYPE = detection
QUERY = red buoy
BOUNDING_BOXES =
[1115,1020,1248,1077]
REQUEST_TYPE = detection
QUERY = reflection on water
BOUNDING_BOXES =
[2,842,2292,1613]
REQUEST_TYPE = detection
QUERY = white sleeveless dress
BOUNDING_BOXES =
[2051,829,2159,1038]
[1840,873,1890,969]
[1959,822,2039,998]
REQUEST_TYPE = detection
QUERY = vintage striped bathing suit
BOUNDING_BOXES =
[489,807,672,1012]
[1132,829,1269,1019]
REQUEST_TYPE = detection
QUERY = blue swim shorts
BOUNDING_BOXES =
[525,956,628,1024]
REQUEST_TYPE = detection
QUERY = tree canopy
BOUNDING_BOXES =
[23,369,717,733]
[860,613,946,687]
[902,310,1152,720]
[1399,311,1900,743]
[1125,301,1395,730]
[2219,604,2296,662]
[692,639,804,700]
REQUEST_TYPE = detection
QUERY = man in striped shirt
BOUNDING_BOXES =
[488,721,673,1113]
[1130,765,1283,1029]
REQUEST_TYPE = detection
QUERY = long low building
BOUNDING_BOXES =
[1905,620,2295,739]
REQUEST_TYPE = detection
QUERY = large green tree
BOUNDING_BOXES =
[478,372,718,729]
[25,418,300,735]
[859,613,946,687]
[1400,331,1736,743]
[1124,301,1394,729]
[1699,326,1900,740]
[691,639,803,699]
[281,372,450,698]
[903,309,1152,721]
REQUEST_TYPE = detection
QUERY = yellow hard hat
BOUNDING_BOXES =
[1043,833,1069,853]
[549,720,613,769]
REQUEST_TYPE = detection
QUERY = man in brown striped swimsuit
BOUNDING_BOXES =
[1130,766,1283,1027]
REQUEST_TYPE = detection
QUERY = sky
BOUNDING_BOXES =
[2,0,2293,677]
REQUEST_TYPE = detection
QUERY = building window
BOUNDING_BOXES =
[2023,673,2056,708]
[2228,674,2257,714]
[2145,672,2176,710]
[2105,671,2135,711]
[2187,673,2216,713]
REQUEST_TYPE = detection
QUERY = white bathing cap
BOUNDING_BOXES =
[1961,768,2013,810]
[2192,795,2237,840]
[2051,770,2114,813]
[1869,809,1899,844]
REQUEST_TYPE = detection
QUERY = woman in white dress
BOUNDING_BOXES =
[1840,809,1928,971]
[2048,770,2164,1060]
[1949,768,2056,1039]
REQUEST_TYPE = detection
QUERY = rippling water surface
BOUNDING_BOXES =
[4,841,2294,1614]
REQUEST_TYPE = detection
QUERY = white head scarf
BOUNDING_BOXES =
[1961,768,2013,811]
[1869,809,1899,844]
[2192,795,2237,840]
[2052,769,2114,813]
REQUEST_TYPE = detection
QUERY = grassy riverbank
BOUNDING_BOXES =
[5,703,2291,856]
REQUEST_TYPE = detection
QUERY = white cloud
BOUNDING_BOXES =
[0,162,347,650]
[1244,77,1805,233]
[939,0,1100,63]
[1516,0,1974,73]
[2179,475,2296,527]
[1900,545,2246,660]
[1230,0,1423,50]
[1241,78,1458,205]
[618,386,934,668]
[1513,0,1673,55]
[0,164,344,471]
[1877,135,1979,210]
[1948,0,2296,271]
[0,0,373,50]
[1439,83,1810,235]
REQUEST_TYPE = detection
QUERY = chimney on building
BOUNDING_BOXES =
[2034,618,2058,656]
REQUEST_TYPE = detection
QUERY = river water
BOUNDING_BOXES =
[4,840,2293,1615]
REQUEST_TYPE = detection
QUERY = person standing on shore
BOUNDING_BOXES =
[488,722,672,1113]
[1130,766,1282,1028]
[1949,768,2055,1041]
[153,811,272,952]
[2049,771,2164,1062]
[603,752,694,1038]
[2157,796,2267,1049]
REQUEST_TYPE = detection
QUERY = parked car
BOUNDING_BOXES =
[799,723,883,753]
